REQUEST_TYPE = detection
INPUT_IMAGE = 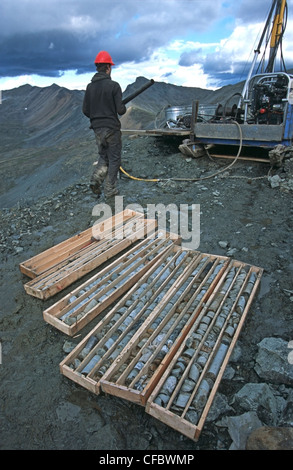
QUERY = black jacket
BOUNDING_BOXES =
[82,72,126,130]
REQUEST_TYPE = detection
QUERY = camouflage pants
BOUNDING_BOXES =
[90,127,122,196]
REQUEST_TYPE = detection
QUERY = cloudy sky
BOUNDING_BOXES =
[1,0,293,92]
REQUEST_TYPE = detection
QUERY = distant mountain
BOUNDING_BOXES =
[0,77,245,147]
[120,76,244,129]
[0,83,87,148]
[122,76,244,113]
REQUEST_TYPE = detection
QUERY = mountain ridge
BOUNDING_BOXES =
[0,77,245,146]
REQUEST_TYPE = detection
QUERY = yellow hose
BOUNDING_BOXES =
[120,121,245,183]
[119,166,159,182]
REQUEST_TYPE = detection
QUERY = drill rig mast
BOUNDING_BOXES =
[191,0,293,149]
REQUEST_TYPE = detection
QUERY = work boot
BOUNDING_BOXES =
[89,183,102,196]
[104,180,119,198]
[90,165,108,196]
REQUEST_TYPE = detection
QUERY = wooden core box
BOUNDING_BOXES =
[19,206,263,441]
[145,261,262,441]
[43,233,180,336]
[60,248,262,441]
[20,210,155,299]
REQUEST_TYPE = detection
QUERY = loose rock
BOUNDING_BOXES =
[246,426,293,450]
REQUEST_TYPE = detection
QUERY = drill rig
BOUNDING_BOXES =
[184,0,293,150]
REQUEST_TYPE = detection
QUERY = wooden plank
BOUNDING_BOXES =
[44,233,180,335]
[24,216,156,299]
[194,265,263,439]
[34,218,146,287]
[60,364,98,395]
[97,249,206,400]
[19,227,93,278]
[19,209,142,278]
[59,245,192,394]
[121,129,190,136]
[100,254,231,405]
[24,213,157,299]
[59,248,263,441]
[208,154,270,164]
[145,263,263,441]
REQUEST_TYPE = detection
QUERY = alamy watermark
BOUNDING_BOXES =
[92,196,200,250]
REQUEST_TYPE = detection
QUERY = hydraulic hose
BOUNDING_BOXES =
[120,121,243,183]
[119,166,159,182]
[171,121,243,181]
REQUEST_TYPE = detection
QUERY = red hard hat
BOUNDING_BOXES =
[94,51,115,65]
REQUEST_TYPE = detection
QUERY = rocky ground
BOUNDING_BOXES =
[0,132,293,452]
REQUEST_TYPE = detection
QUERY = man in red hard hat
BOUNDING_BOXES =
[83,51,126,198]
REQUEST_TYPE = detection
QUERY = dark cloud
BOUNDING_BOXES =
[179,49,203,67]
[0,31,87,77]
[223,0,293,27]
[0,0,221,78]
[235,0,291,24]
[0,0,292,86]
[0,27,159,78]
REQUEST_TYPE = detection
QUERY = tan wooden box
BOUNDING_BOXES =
[99,252,233,406]
[59,243,190,394]
[59,247,262,440]
[43,232,180,336]
[19,209,142,278]
[22,211,156,299]
[145,262,263,441]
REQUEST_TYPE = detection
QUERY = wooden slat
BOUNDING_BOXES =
[19,227,93,278]
[60,248,230,399]
[43,233,180,335]
[100,255,231,405]
[59,245,191,394]
[145,264,263,441]
[24,216,156,299]
[121,129,191,136]
[59,248,262,441]
[19,209,143,278]
[209,154,270,164]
